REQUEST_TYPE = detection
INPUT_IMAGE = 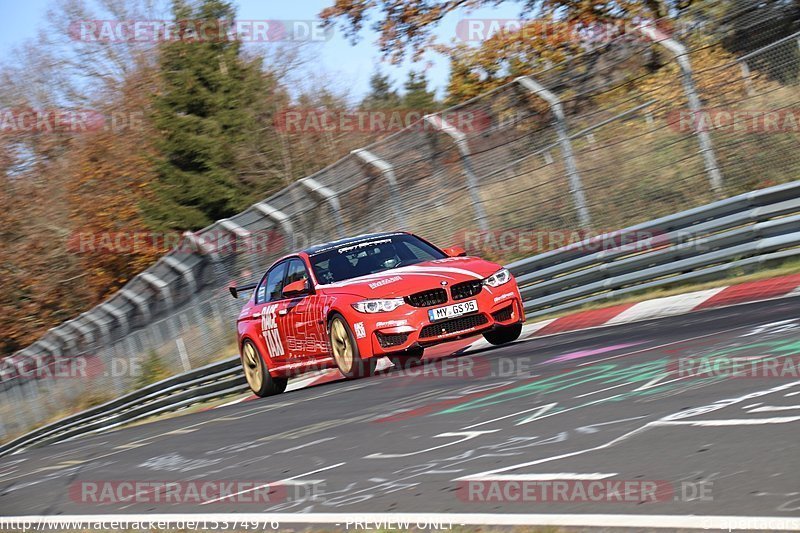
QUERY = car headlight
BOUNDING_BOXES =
[352,298,405,313]
[484,268,512,287]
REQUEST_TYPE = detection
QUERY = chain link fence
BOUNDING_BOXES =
[2,2,800,441]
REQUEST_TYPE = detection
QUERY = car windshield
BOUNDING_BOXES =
[309,234,447,284]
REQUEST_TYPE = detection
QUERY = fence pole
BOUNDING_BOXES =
[299,177,346,238]
[738,59,755,96]
[516,76,592,228]
[100,305,129,345]
[423,114,490,231]
[254,202,297,250]
[218,218,255,280]
[351,148,408,229]
[638,23,724,197]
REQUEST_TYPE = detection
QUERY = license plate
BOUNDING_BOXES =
[428,300,478,322]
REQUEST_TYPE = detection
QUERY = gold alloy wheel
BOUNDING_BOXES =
[330,318,354,373]
[242,342,264,392]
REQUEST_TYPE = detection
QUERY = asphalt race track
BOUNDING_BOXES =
[2,297,800,520]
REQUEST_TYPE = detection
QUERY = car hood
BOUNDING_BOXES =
[317,256,503,298]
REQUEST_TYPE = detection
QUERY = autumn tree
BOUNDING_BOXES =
[321,0,697,101]
[320,0,685,62]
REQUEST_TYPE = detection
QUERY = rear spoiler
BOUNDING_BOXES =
[229,282,258,299]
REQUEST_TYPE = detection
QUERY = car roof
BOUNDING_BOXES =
[303,231,408,255]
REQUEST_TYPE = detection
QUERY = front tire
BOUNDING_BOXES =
[483,322,523,346]
[329,314,377,379]
[241,339,288,397]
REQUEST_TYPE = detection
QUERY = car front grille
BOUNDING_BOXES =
[405,288,448,307]
[420,314,489,338]
[450,280,483,300]
[375,331,409,348]
[491,305,514,322]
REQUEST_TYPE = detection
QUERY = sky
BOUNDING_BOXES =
[0,0,521,101]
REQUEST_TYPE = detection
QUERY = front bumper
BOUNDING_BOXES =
[351,283,525,357]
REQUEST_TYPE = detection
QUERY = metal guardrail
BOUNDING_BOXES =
[508,181,800,318]
[0,356,242,458]
[3,180,799,457]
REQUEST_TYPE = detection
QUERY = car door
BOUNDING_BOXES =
[277,257,325,361]
[250,261,289,366]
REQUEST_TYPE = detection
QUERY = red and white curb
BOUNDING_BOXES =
[216,272,800,409]
[517,271,800,341]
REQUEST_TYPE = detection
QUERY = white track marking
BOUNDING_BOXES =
[463,403,557,430]
[606,288,727,325]
[365,430,499,459]
[277,437,336,453]
[214,395,253,408]
[1,513,798,530]
[463,473,617,481]
[199,462,345,505]
[747,404,800,412]
[654,417,800,426]
[787,285,800,298]
[519,318,558,337]
[457,381,800,480]
[575,323,777,367]
[574,381,632,398]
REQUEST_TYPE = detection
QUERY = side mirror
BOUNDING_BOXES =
[282,279,310,298]
[443,246,467,257]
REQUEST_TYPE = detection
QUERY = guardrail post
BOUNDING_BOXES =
[37,339,61,359]
[218,219,251,242]
[139,272,173,308]
[163,256,198,294]
[423,114,490,231]
[253,202,297,250]
[120,288,151,322]
[218,218,257,277]
[351,148,408,229]
[738,59,755,96]
[64,319,95,346]
[183,231,220,262]
[81,311,111,343]
[100,302,129,335]
[638,23,723,197]
[516,76,592,228]
[218,219,252,258]
[299,177,346,238]
[49,328,77,354]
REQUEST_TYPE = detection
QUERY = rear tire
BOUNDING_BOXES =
[389,347,424,369]
[329,314,377,379]
[482,322,523,346]
[241,339,288,397]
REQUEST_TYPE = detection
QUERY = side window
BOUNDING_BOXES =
[256,262,288,304]
[255,278,267,303]
[284,258,309,288]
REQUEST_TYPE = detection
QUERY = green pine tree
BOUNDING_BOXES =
[360,70,401,109]
[402,70,437,110]
[143,0,267,231]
